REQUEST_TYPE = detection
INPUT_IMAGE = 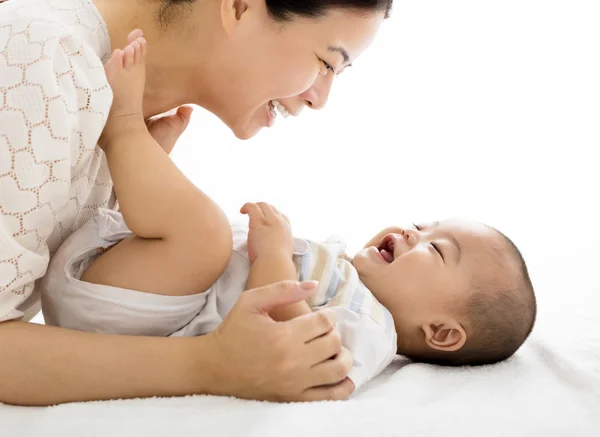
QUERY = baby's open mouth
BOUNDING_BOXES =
[378,235,395,263]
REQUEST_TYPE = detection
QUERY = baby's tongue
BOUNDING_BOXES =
[380,249,393,263]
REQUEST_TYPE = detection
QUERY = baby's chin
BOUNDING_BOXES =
[351,251,370,280]
[353,246,375,264]
[354,267,388,303]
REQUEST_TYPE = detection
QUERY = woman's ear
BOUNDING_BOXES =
[421,321,467,352]
[220,0,250,38]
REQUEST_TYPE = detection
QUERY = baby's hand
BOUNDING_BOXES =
[240,202,293,263]
[146,106,193,155]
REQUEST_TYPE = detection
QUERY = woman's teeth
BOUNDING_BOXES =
[268,101,277,119]
[271,100,289,118]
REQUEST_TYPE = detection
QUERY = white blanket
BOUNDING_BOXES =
[2,323,599,437]
[2,239,599,437]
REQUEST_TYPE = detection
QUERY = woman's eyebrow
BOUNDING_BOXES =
[328,46,350,64]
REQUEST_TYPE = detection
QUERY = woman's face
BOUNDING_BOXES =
[204,1,385,139]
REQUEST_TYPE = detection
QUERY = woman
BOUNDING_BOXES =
[0,0,391,405]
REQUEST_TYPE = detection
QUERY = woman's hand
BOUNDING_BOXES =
[240,202,293,263]
[146,106,193,155]
[207,280,355,401]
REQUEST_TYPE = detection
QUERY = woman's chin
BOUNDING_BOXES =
[232,127,259,140]
[229,119,262,140]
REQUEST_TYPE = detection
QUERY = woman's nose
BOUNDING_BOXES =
[300,72,334,110]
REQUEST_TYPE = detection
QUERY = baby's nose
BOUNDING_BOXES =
[402,228,420,247]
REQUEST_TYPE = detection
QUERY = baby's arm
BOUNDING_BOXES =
[241,203,311,321]
[246,254,311,321]
[82,33,231,296]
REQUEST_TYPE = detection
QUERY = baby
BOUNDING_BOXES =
[40,34,537,392]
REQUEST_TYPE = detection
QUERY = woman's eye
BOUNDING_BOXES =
[412,223,420,231]
[320,59,335,73]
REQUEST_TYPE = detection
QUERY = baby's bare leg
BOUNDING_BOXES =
[83,31,232,296]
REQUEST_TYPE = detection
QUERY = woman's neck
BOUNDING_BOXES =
[93,0,218,118]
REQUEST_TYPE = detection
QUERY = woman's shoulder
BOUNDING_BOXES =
[0,0,111,64]
[1,0,112,114]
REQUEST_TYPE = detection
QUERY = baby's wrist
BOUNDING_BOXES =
[254,247,293,262]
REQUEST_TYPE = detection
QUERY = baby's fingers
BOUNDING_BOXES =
[261,203,288,222]
[269,204,283,216]
[271,205,290,225]
[256,202,275,218]
[240,202,265,219]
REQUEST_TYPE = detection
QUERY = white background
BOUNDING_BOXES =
[170,0,600,332]
[12,0,599,432]
[27,1,599,328]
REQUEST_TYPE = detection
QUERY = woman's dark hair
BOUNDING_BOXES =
[265,0,393,20]
[159,0,392,25]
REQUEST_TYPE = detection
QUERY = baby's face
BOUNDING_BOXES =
[353,219,499,339]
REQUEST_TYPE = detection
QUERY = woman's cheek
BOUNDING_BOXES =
[284,65,319,98]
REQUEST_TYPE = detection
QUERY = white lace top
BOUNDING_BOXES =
[0,0,114,322]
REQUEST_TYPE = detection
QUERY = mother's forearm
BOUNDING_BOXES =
[0,321,217,406]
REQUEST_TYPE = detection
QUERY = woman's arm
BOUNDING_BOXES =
[0,321,212,405]
[0,281,354,405]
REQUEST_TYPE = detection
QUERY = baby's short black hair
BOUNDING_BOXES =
[415,227,537,366]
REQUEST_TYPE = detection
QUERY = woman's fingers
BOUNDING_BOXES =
[304,326,343,364]
[308,346,353,386]
[299,377,355,402]
[286,309,337,344]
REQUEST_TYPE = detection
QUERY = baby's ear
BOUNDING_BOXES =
[421,321,467,352]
